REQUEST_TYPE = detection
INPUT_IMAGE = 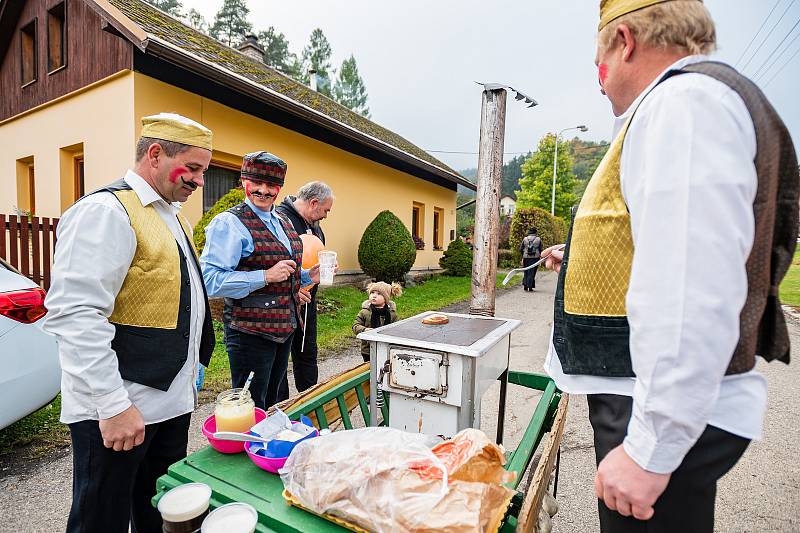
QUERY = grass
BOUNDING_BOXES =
[0,273,518,457]
[779,250,800,307]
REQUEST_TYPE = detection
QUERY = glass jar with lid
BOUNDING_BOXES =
[214,388,255,433]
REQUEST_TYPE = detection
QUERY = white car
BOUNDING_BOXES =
[0,258,60,429]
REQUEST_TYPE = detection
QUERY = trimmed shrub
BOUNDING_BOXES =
[497,249,516,269]
[509,207,568,264]
[193,187,244,251]
[358,210,417,282]
[439,239,473,276]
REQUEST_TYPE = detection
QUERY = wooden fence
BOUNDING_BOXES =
[0,214,59,290]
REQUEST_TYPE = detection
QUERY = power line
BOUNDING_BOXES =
[752,16,800,79]
[755,26,800,81]
[736,0,785,67]
[764,42,800,86]
[426,143,611,156]
[740,0,797,73]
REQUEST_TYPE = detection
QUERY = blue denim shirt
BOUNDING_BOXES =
[200,198,312,298]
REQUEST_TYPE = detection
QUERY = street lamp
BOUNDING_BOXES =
[551,125,588,216]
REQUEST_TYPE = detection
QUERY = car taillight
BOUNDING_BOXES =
[0,287,48,324]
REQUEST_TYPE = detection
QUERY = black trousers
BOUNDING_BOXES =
[276,300,319,402]
[225,323,293,410]
[587,394,750,533]
[66,412,191,533]
[522,257,539,289]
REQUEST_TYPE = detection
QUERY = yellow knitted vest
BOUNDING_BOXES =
[563,120,634,316]
[108,190,192,328]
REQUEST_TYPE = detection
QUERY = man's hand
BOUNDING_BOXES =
[308,264,321,285]
[298,287,312,304]
[595,445,670,520]
[99,405,145,452]
[542,244,566,272]
[265,259,297,283]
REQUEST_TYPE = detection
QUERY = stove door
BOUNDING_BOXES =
[388,347,448,396]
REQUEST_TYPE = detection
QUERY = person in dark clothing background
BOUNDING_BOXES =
[520,227,543,291]
[276,181,334,401]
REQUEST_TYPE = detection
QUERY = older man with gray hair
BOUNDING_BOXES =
[276,181,334,401]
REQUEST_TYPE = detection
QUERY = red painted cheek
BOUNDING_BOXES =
[598,63,609,85]
[169,166,189,184]
[244,181,251,197]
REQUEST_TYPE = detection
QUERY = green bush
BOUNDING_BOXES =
[439,239,473,276]
[192,187,245,251]
[358,210,417,282]
[509,207,568,264]
[497,249,516,269]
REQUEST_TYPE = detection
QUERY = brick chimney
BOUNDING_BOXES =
[237,34,264,61]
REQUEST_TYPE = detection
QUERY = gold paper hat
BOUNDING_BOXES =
[599,0,702,30]
[140,112,213,151]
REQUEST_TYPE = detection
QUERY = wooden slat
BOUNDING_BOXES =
[516,394,569,533]
[41,218,52,291]
[9,216,19,270]
[30,217,41,285]
[19,217,30,278]
[314,406,329,429]
[335,396,353,430]
[0,214,6,261]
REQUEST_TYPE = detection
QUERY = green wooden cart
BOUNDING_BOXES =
[152,365,565,532]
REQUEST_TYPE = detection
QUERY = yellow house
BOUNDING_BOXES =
[0,0,474,272]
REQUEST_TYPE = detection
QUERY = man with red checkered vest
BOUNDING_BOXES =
[201,151,319,410]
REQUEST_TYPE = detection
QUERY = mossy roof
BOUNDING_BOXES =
[103,0,461,180]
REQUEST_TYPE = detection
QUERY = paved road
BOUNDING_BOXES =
[1,273,798,531]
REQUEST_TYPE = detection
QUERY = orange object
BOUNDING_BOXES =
[299,233,325,290]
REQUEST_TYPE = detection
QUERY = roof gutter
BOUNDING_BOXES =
[142,37,476,191]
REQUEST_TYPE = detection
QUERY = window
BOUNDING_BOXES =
[412,202,425,249]
[74,157,84,198]
[20,20,37,86]
[203,164,241,212]
[47,2,66,73]
[16,156,35,215]
[433,207,444,250]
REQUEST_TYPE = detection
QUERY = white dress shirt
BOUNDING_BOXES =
[544,56,768,474]
[44,170,205,425]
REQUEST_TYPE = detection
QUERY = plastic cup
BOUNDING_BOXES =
[318,250,337,286]
[201,502,258,533]
[158,483,212,533]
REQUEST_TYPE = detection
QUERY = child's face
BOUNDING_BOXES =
[369,291,386,307]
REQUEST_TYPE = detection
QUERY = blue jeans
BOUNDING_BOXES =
[224,324,294,410]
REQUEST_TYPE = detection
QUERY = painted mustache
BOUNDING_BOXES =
[181,177,198,190]
[250,190,276,199]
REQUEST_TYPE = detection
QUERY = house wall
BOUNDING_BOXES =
[132,73,456,272]
[0,0,133,122]
[0,70,136,217]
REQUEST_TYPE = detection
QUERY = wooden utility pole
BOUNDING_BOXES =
[469,87,507,317]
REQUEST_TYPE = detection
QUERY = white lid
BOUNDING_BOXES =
[158,483,212,522]
[201,502,258,533]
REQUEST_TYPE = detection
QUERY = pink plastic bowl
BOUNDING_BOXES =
[202,407,267,454]
[244,422,318,474]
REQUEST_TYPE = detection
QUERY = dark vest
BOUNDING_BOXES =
[91,179,215,392]
[224,202,303,342]
[554,61,798,377]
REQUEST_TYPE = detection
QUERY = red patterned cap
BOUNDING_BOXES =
[241,151,287,186]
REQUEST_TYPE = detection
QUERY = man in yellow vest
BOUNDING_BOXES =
[44,113,216,532]
[544,1,798,531]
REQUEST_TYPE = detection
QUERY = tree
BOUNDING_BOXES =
[185,8,208,33]
[358,211,417,282]
[301,28,333,97]
[516,133,578,219]
[333,55,370,117]
[144,0,182,17]
[258,27,300,77]
[209,0,252,47]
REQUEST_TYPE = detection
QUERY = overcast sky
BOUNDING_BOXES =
[183,0,799,171]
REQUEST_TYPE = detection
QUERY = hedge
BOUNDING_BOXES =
[192,187,245,251]
[509,207,569,264]
[358,210,417,282]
